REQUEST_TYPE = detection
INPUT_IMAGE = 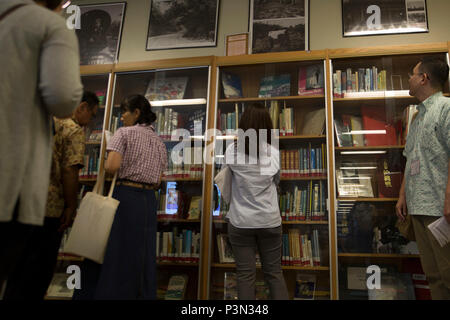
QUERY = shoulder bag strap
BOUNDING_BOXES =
[0,4,28,23]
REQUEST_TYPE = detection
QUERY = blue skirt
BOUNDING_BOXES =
[73,185,157,300]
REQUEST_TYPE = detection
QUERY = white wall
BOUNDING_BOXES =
[71,0,450,63]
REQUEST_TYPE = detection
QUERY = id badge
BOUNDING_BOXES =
[410,159,420,176]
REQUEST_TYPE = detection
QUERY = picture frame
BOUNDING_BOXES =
[342,0,428,37]
[250,0,309,54]
[146,0,220,51]
[225,33,248,56]
[75,2,126,65]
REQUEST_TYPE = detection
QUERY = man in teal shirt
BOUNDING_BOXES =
[396,57,450,300]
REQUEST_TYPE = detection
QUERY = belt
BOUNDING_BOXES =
[116,180,158,190]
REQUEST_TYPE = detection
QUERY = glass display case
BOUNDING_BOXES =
[208,54,332,300]
[110,64,211,300]
[330,50,450,300]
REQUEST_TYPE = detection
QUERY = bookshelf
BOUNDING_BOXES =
[47,42,449,301]
[208,51,333,300]
[109,57,213,300]
[330,43,450,300]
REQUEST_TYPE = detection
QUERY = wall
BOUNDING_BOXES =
[71,0,450,63]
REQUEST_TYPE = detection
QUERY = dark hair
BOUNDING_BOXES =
[81,91,99,110]
[237,102,273,158]
[419,57,449,90]
[34,0,63,10]
[120,94,156,125]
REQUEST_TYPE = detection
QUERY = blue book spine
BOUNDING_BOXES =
[311,148,316,175]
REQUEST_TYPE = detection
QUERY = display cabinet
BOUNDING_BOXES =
[328,44,450,300]
[110,58,214,300]
[206,51,334,300]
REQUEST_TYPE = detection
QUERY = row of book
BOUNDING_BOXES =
[163,146,204,179]
[280,145,327,177]
[334,107,398,147]
[221,64,325,99]
[110,114,122,133]
[282,229,321,267]
[156,228,201,263]
[280,181,327,221]
[79,147,100,179]
[333,67,387,98]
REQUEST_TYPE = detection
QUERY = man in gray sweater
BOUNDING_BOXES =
[0,0,83,292]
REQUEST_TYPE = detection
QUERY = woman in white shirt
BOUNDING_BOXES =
[223,103,288,300]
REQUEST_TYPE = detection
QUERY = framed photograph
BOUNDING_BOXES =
[75,2,126,65]
[342,0,428,37]
[250,0,309,54]
[146,0,220,51]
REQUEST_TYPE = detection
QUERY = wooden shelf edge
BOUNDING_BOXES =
[336,145,404,150]
[218,95,324,103]
[337,197,398,202]
[213,219,328,225]
[338,253,420,258]
[211,263,329,271]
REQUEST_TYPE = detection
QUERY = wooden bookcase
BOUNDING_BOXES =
[50,42,449,300]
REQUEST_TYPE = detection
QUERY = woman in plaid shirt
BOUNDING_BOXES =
[73,95,167,300]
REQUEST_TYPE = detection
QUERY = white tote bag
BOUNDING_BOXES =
[64,171,119,264]
[214,165,232,205]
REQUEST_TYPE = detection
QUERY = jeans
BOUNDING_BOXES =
[227,223,288,300]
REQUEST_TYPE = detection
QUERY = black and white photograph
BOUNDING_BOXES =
[75,3,126,65]
[342,0,428,37]
[250,0,309,54]
[146,0,220,51]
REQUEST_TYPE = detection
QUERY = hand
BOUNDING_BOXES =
[59,207,76,233]
[395,195,408,221]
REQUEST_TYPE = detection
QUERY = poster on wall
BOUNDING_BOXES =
[342,0,428,37]
[250,0,309,54]
[75,3,126,65]
[146,0,220,51]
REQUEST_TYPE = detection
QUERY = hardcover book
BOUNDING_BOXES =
[165,274,189,300]
[187,196,202,220]
[221,72,243,98]
[294,274,316,300]
[145,77,188,101]
[258,74,290,97]
[301,108,325,135]
[361,106,397,146]
[298,64,324,96]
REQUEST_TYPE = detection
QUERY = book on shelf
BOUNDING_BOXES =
[336,168,374,198]
[221,72,243,98]
[224,272,238,300]
[333,67,387,98]
[156,228,200,263]
[79,147,100,179]
[282,228,321,267]
[298,64,324,96]
[279,104,294,136]
[46,273,74,298]
[349,115,364,147]
[217,233,235,263]
[258,74,290,97]
[255,280,270,300]
[145,76,188,101]
[294,274,316,300]
[400,105,418,145]
[300,108,325,135]
[334,117,352,147]
[280,144,327,178]
[163,145,203,179]
[187,196,202,220]
[376,156,402,198]
[164,274,189,300]
[279,181,327,221]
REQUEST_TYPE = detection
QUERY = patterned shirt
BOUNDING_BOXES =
[107,124,168,184]
[403,92,450,217]
[46,118,85,218]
